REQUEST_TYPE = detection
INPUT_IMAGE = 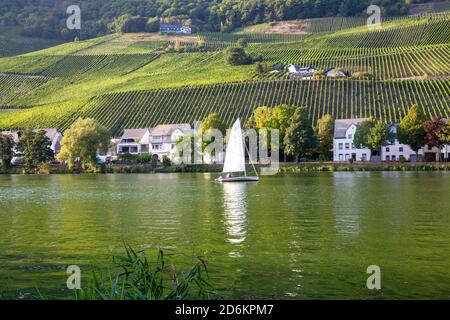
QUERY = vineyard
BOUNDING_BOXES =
[0,12,449,134]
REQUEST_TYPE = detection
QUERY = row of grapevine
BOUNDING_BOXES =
[0,74,51,106]
[39,54,158,77]
[51,79,450,136]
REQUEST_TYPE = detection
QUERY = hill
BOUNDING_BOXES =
[0,13,449,136]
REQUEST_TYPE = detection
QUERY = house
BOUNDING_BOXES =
[159,24,192,34]
[149,124,192,160]
[270,63,284,73]
[0,128,63,155]
[381,124,418,162]
[116,128,151,155]
[287,65,318,80]
[326,68,349,78]
[333,119,372,162]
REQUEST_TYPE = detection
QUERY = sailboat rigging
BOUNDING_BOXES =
[216,119,259,182]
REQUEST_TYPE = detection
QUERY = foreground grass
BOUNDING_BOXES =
[76,245,218,300]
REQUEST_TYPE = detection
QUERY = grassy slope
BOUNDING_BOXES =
[0,14,449,133]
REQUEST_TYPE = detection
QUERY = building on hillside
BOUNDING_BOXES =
[149,124,192,160]
[381,124,419,162]
[159,24,192,34]
[326,68,349,78]
[116,128,152,155]
[333,119,372,162]
[287,65,318,80]
[0,128,63,155]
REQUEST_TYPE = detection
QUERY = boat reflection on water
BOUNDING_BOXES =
[222,182,248,248]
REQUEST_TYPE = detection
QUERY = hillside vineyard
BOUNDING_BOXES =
[0,13,449,135]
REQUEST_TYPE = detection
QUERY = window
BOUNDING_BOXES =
[130,146,138,153]
[348,134,353,139]
[339,143,343,150]
[399,147,404,153]
[386,147,390,152]
[392,155,396,161]
[345,143,350,150]
[386,155,390,161]
[339,154,343,161]
[153,144,161,150]
[351,143,355,149]
[171,144,175,150]
[345,154,350,160]
[362,153,367,161]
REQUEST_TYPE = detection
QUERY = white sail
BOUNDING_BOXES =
[223,119,246,173]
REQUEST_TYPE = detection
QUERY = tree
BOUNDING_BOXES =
[237,37,248,48]
[354,118,391,157]
[57,118,110,171]
[439,120,450,145]
[146,17,160,32]
[201,112,226,152]
[16,130,54,173]
[255,62,265,74]
[316,114,334,161]
[247,105,295,161]
[398,105,427,157]
[0,134,14,170]
[224,47,252,65]
[283,107,316,162]
[424,117,445,149]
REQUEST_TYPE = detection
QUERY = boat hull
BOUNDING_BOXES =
[217,176,259,182]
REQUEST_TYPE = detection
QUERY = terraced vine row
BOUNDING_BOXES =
[47,79,450,136]
[0,74,51,106]
[40,54,158,77]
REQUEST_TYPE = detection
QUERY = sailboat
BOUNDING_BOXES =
[216,119,259,182]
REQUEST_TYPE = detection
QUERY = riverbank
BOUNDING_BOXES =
[278,162,450,172]
[2,162,450,175]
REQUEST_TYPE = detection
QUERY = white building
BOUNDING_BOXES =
[287,65,318,80]
[149,124,192,160]
[381,124,418,161]
[116,128,152,155]
[326,68,349,78]
[117,124,193,161]
[333,119,371,162]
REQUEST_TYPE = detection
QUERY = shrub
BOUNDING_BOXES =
[136,153,152,163]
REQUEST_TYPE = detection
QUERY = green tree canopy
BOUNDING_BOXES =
[0,134,14,170]
[398,105,427,152]
[16,129,54,173]
[316,114,334,161]
[146,17,160,32]
[224,47,252,66]
[57,118,110,170]
[283,107,316,161]
[354,118,391,155]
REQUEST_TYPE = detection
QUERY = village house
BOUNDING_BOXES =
[159,24,192,34]
[117,124,193,161]
[149,123,192,160]
[116,128,152,155]
[333,119,372,162]
[326,68,349,78]
[287,65,318,80]
[381,124,419,162]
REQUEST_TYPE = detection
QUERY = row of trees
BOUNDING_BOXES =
[0,0,426,39]
[0,119,110,173]
[202,104,450,163]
